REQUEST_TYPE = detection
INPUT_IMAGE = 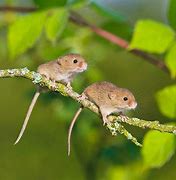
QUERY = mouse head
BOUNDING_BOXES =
[57,54,87,73]
[108,88,137,111]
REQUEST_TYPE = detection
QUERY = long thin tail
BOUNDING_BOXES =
[14,91,40,145]
[68,107,83,156]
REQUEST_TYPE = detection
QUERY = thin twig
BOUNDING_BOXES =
[0,6,169,74]
[0,6,37,12]
[69,11,169,74]
[0,68,175,146]
[106,122,142,147]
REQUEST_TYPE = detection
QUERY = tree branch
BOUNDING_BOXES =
[69,11,169,74]
[0,6,37,12]
[0,6,169,74]
[0,68,175,146]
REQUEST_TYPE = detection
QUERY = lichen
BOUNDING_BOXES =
[127,133,133,140]
[0,70,4,76]
[32,72,42,84]
[57,84,68,96]
[7,69,16,75]
[114,121,120,128]
[0,67,176,148]
[21,67,30,75]
[107,123,117,136]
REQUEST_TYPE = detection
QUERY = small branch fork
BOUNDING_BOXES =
[0,68,175,146]
[0,6,169,74]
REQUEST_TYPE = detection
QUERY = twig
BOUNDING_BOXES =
[0,6,37,12]
[106,122,142,147]
[0,68,175,147]
[69,11,169,74]
[0,6,169,74]
[109,116,176,134]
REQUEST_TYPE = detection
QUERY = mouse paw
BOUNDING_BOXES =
[66,82,72,89]
[103,121,107,126]
[102,117,109,126]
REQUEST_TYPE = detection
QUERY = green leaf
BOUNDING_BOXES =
[45,8,69,42]
[156,85,176,119]
[8,11,47,59]
[130,20,175,53]
[142,130,175,168]
[168,0,176,30]
[165,42,176,78]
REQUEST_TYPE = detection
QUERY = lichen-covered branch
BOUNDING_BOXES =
[0,68,176,146]
[110,116,176,134]
[106,121,142,147]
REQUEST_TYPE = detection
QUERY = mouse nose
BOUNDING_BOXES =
[81,62,87,70]
[131,101,137,109]
[128,100,137,109]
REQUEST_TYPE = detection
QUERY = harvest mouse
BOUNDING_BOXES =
[67,81,137,156]
[14,53,87,145]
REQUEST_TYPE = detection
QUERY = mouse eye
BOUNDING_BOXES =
[123,97,128,101]
[73,59,78,63]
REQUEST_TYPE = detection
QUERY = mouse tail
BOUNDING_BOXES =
[14,91,40,145]
[67,106,83,156]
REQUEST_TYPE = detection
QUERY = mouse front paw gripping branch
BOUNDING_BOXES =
[0,67,176,155]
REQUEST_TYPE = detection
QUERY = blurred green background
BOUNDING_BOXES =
[0,0,176,179]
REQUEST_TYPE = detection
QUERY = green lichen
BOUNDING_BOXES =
[32,72,43,84]
[57,84,68,96]
[107,120,142,147]
[7,69,16,76]
[107,122,117,136]
[0,67,176,147]
[21,67,30,75]
[0,70,4,76]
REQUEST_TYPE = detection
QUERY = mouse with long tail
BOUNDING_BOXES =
[67,81,137,156]
[14,54,87,144]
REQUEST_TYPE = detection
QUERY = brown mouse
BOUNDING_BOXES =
[67,81,137,156]
[14,53,87,145]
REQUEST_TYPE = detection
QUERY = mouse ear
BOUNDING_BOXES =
[108,92,116,100]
